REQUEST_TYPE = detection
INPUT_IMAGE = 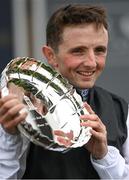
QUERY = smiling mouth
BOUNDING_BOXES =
[77,71,95,77]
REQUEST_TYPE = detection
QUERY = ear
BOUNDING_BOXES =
[42,46,58,68]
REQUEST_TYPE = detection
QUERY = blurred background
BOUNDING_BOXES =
[0,0,129,102]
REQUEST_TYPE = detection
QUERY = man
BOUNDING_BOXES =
[0,4,129,179]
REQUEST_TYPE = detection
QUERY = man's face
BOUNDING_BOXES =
[47,24,108,89]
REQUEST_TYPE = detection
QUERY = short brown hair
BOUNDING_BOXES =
[46,4,108,51]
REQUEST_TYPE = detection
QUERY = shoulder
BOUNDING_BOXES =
[94,86,127,104]
[91,86,128,117]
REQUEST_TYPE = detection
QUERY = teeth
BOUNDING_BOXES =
[79,71,93,76]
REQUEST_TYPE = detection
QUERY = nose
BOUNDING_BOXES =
[83,49,97,67]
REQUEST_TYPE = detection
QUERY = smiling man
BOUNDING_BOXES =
[43,24,108,89]
[0,4,129,179]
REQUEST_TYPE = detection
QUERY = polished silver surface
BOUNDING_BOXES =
[0,57,91,152]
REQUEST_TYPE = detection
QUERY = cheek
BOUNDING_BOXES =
[56,54,83,72]
[65,56,82,67]
[97,58,106,71]
[60,58,77,69]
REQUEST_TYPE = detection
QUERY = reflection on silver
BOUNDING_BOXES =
[0,57,92,152]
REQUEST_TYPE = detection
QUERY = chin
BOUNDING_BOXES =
[70,80,95,89]
[76,82,95,89]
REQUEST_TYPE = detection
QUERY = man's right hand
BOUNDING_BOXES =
[0,93,28,134]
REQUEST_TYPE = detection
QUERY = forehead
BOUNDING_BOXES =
[61,24,108,45]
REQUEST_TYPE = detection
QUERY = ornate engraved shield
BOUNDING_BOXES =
[0,57,91,152]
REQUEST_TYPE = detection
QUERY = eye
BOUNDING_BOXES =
[70,47,86,55]
[94,46,107,55]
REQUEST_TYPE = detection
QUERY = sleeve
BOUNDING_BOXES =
[0,125,30,179]
[91,106,129,179]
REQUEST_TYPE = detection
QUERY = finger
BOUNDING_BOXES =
[81,118,106,133]
[0,94,18,107]
[0,99,24,116]
[54,130,66,137]
[90,128,107,141]
[80,114,99,126]
[81,120,102,131]
[56,136,73,147]
[0,104,27,124]
[83,102,95,114]
[2,112,28,134]
[80,113,99,121]
[66,130,74,140]
[54,130,72,146]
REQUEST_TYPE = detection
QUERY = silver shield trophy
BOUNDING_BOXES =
[0,57,92,152]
